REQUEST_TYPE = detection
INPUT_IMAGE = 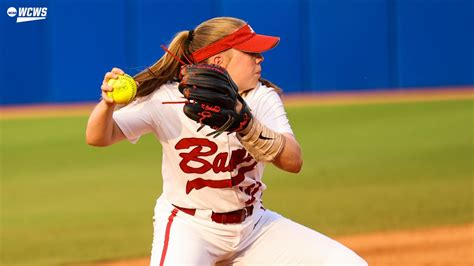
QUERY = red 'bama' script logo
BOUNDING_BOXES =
[175,138,257,194]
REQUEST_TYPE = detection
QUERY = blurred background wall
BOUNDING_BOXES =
[0,0,472,105]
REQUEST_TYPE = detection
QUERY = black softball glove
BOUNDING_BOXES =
[178,64,253,137]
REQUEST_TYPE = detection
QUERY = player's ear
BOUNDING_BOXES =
[210,55,224,66]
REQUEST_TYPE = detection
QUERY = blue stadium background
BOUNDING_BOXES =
[0,0,472,105]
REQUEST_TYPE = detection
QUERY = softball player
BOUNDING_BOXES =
[86,17,367,266]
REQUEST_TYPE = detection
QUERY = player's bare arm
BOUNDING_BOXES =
[86,102,126,147]
[86,67,127,147]
[272,133,303,173]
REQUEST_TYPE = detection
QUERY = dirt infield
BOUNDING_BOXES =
[337,223,474,266]
[1,87,473,120]
[91,223,473,266]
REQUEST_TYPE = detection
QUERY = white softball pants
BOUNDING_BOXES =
[150,195,368,266]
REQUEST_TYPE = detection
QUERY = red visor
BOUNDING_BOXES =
[191,24,280,63]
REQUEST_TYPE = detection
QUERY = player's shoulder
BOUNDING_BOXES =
[149,81,180,101]
[119,81,180,110]
[129,81,180,104]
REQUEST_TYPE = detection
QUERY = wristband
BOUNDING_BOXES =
[237,119,285,162]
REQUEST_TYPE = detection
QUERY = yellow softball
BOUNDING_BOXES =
[107,74,137,104]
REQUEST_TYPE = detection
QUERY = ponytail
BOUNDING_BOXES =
[133,31,191,98]
[259,78,282,95]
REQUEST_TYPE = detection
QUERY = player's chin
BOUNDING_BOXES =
[251,77,260,87]
[247,83,259,91]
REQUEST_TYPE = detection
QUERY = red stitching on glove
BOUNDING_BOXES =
[198,111,212,124]
[234,113,250,132]
[201,104,221,113]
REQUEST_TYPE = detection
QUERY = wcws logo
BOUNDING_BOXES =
[7,7,48,23]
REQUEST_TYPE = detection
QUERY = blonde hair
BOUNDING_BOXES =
[134,17,281,98]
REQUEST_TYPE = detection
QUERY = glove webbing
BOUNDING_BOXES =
[237,119,285,162]
[197,113,235,138]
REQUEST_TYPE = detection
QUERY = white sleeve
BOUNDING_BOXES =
[252,88,293,135]
[112,100,155,144]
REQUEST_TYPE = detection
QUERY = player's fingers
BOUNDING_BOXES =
[103,72,118,82]
[101,91,114,104]
[101,82,113,92]
[111,67,124,75]
[236,100,243,113]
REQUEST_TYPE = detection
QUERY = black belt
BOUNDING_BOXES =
[173,205,254,224]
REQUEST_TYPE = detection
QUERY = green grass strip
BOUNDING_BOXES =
[1,99,472,265]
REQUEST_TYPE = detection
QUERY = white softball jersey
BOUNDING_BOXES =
[112,82,368,265]
[113,82,293,213]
